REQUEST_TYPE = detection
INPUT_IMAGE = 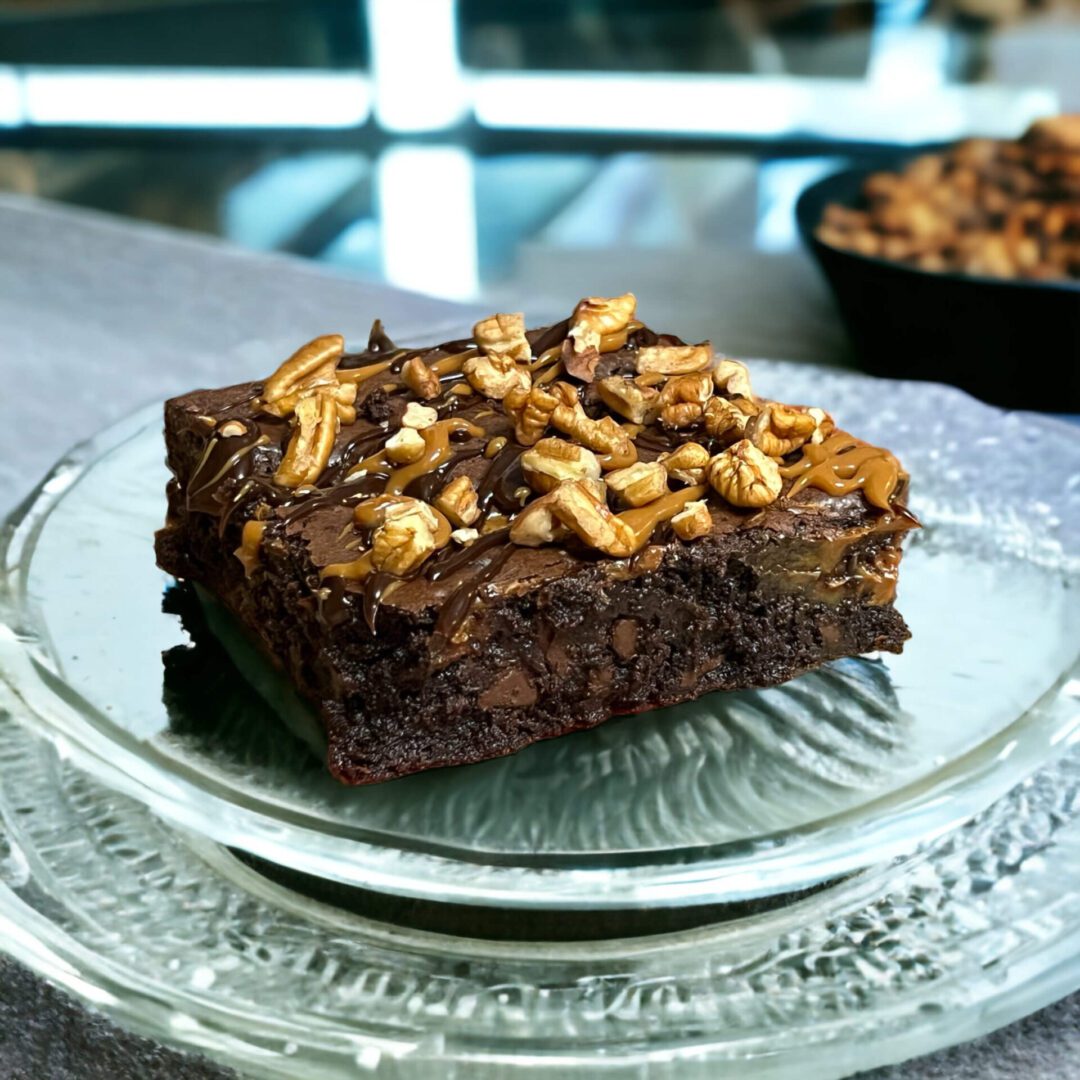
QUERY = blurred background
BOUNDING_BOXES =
[0,0,1077,360]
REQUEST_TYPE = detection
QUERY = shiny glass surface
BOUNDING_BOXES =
[1,364,1077,908]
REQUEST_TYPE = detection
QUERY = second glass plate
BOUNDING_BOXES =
[1,363,1078,908]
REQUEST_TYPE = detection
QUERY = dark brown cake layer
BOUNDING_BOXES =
[156,306,915,784]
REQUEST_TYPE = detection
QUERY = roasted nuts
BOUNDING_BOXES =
[261,334,343,413]
[567,293,637,356]
[635,343,712,376]
[659,441,711,485]
[670,500,712,541]
[510,479,636,557]
[503,382,573,445]
[274,391,338,488]
[401,401,439,429]
[434,475,481,527]
[703,395,757,443]
[520,437,602,494]
[712,358,753,399]
[605,461,669,507]
[385,426,426,464]
[463,352,532,399]
[595,375,660,424]
[473,312,531,362]
[747,403,818,458]
[401,356,441,400]
[708,439,783,508]
[657,372,713,429]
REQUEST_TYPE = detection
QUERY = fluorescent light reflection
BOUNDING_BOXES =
[377,145,478,301]
[0,67,20,127]
[21,69,371,128]
[474,72,1059,144]
[366,0,467,132]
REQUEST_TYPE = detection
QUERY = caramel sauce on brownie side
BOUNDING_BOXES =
[168,295,913,638]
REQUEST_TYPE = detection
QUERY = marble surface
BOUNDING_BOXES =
[0,192,1077,1079]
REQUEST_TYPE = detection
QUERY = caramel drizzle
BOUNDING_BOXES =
[618,485,707,551]
[780,433,906,511]
[384,419,485,495]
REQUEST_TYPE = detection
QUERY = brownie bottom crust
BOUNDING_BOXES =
[157,509,908,785]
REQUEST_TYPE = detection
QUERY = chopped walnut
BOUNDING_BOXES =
[670,500,712,541]
[473,312,531,362]
[385,426,426,464]
[510,479,637,557]
[712,358,753,399]
[463,352,532,400]
[657,372,713,429]
[521,437,602,494]
[605,461,669,507]
[659,441,711,485]
[401,401,439,430]
[218,420,248,438]
[708,439,782,508]
[806,407,835,445]
[434,475,481,527]
[451,527,479,545]
[371,501,442,575]
[703,395,757,443]
[561,342,601,383]
[274,391,338,488]
[503,382,571,445]
[551,395,637,468]
[401,356,441,401]
[567,293,637,356]
[746,403,818,457]
[635,343,712,376]
[595,376,660,425]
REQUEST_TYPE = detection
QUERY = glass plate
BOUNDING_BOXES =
[1,363,1078,908]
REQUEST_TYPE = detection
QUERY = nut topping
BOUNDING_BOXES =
[473,312,531,363]
[605,461,669,507]
[670,500,712,541]
[635,343,712,376]
[746,403,818,458]
[463,352,532,400]
[274,391,338,488]
[434,475,481,527]
[567,293,637,356]
[521,437,602,494]
[595,376,660,425]
[261,334,343,413]
[371,500,445,576]
[218,420,248,438]
[385,426,426,464]
[657,372,713,429]
[703,395,757,443]
[549,387,637,467]
[401,401,439,430]
[401,356,441,400]
[503,382,571,445]
[451,527,479,545]
[510,479,636,557]
[712,358,753,399]
[659,441,711,485]
[708,439,782,508]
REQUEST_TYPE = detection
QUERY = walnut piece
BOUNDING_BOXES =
[510,479,637,557]
[521,437,602,494]
[274,391,338,488]
[806,407,835,445]
[451,527,479,545]
[463,352,532,400]
[712,358,753,399]
[401,401,439,430]
[551,395,637,469]
[567,293,637,355]
[708,439,782,508]
[703,395,757,442]
[605,461,669,507]
[746,403,818,457]
[659,441,711,485]
[261,334,343,411]
[671,500,712,541]
[434,475,481,527]
[218,420,248,438]
[561,342,601,383]
[635,343,712,376]
[595,376,660,424]
[401,356,441,400]
[658,372,713,429]
[503,382,572,445]
[366,497,449,576]
[473,312,531,362]
[385,426,426,464]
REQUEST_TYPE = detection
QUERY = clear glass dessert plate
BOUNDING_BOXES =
[1,363,1078,910]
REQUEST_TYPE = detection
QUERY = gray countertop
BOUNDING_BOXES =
[1,193,1077,1079]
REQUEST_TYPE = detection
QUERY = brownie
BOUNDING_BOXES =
[155,295,915,784]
